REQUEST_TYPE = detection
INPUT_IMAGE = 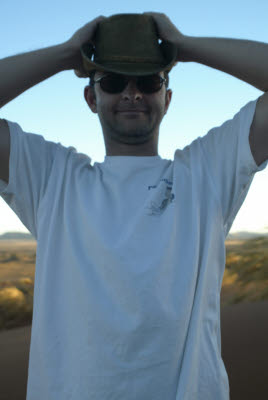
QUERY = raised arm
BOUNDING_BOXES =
[145,11,268,167]
[0,44,74,109]
[0,16,106,109]
[0,16,106,185]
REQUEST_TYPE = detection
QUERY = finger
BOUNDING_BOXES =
[74,70,88,78]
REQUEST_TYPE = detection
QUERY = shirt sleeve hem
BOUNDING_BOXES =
[246,97,268,174]
[0,120,19,195]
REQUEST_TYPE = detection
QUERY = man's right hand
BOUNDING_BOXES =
[64,16,107,78]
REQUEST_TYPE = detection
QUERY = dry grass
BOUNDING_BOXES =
[221,236,268,307]
[0,237,267,331]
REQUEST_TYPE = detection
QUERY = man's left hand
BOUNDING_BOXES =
[143,12,186,46]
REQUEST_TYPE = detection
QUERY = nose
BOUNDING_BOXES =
[121,77,143,100]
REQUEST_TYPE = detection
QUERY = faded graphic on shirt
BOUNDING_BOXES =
[146,178,175,216]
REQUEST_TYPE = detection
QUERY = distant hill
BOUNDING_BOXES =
[227,231,268,241]
[0,232,35,240]
[0,230,268,242]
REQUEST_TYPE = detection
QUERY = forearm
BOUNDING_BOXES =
[178,36,268,92]
[0,42,77,108]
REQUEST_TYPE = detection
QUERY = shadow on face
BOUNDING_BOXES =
[84,70,172,116]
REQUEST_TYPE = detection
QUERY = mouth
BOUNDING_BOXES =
[116,108,147,112]
[117,111,146,118]
[117,110,147,115]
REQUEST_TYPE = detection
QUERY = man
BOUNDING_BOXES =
[0,12,267,400]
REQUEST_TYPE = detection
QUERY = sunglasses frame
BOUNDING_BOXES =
[92,73,167,94]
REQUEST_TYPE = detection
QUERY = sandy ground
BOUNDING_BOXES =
[0,300,267,400]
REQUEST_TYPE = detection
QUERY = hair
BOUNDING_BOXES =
[88,70,170,99]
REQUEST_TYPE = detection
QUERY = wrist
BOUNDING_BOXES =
[59,41,83,71]
[176,35,195,62]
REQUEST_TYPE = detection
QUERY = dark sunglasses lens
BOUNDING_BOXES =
[100,75,163,93]
[100,75,125,93]
[139,75,163,93]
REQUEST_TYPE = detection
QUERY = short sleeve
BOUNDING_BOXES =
[197,96,268,237]
[0,120,67,239]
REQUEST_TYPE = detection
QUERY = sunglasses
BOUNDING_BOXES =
[92,73,167,94]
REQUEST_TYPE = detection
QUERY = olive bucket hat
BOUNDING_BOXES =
[80,13,179,76]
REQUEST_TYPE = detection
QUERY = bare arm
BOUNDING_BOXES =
[0,43,76,108]
[0,16,106,109]
[177,35,268,93]
[0,16,106,184]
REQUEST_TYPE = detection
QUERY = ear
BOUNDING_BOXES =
[164,89,172,114]
[84,86,98,114]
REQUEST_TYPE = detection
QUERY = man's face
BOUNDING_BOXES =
[84,70,172,156]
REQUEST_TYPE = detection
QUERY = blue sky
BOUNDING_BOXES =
[0,0,268,235]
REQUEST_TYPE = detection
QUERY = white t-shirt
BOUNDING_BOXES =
[0,97,267,400]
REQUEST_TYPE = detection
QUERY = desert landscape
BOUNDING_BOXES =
[0,236,267,399]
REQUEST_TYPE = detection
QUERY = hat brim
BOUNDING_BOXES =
[80,41,178,76]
